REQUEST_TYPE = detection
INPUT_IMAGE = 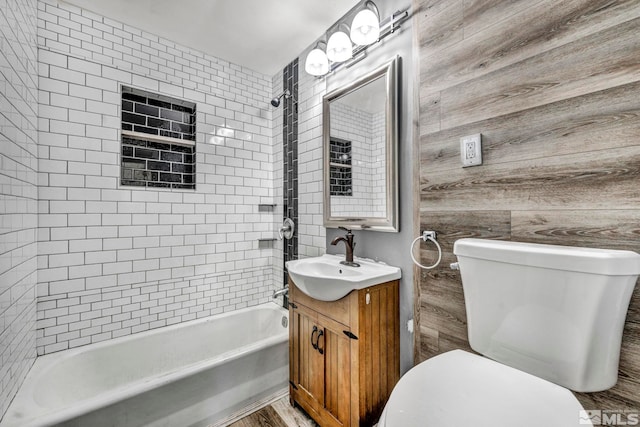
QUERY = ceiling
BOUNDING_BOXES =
[61,0,360,76]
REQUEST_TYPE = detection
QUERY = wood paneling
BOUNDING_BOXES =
[440,18,640,129]
[419,0,640,94]
[421,81,640,169]
[511,210,640,250]
[414,0,640,411]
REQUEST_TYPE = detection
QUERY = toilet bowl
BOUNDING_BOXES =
[379,350,588,427]
[381,239,640,427]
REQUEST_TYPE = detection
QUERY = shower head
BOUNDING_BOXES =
[271,89,292,107]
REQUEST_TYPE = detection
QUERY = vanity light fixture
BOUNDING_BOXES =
[326,24,353,63]
[303,1,409,77]
[305,41,329,76]
[350,1,380,46]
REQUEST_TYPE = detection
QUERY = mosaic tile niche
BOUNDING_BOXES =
[120,86,196,189]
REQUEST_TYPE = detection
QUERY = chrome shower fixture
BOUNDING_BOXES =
[271,89,291,107]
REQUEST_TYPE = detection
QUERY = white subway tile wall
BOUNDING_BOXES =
[330,102,386,217]
[371,111,386,216]
[0,0,39,416]
[36,0,278,355]
[297,66,326,257]
[272,70,285,294]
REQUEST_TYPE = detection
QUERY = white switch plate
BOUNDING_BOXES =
[460,134,482,167]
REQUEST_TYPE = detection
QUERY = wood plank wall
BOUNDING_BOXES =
[414,0,640,410]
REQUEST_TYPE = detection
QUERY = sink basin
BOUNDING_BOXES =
[286,254,401,301]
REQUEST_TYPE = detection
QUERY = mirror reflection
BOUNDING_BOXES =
[329,76,386,218]
[323,56,398,232]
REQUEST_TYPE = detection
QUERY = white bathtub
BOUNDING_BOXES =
[1,303,289,427]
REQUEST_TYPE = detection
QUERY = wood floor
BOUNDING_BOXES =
[229,397,318,427]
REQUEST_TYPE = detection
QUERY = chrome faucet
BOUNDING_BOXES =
[272,286,288,298]
[331,227,360,267]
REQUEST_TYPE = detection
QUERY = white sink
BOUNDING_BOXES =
[286,254,401,301]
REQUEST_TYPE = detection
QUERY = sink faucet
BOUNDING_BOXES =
[331,227,360,267]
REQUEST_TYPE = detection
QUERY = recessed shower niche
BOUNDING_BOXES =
[329,137,352,197]
[120,86,196,189]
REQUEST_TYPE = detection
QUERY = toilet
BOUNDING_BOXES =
[381,238,640,427]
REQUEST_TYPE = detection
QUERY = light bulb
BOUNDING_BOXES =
[350,9,380,46]
[304,48,329,76]
[326,31,353,63]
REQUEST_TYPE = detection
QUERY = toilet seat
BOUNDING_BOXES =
[380,350,590,427]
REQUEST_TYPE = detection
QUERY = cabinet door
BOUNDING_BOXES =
[319,316,351,427]
[290,306,324,412]
[290,304,352,427]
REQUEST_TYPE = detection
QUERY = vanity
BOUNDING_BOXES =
[286,255,401,427]
[285,55,402,426]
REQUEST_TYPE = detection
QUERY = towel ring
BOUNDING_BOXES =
[410,231,442,270]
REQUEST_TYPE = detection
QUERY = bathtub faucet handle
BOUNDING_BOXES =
[279,218,295,240]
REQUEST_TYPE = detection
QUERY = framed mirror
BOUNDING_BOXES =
[323,56,399,232]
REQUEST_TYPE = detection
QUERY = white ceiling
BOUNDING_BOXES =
[61,0,360,76]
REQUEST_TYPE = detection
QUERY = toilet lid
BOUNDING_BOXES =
[381,350,590,427]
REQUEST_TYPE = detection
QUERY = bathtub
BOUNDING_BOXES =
[1,303,289,427]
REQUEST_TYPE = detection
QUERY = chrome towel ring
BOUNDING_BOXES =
[410,231,442,270]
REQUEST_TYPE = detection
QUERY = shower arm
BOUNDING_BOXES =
[271,89,294,107]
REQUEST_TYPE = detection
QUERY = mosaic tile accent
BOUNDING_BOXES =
[121,87,196,189]
[282,59,298,296]
[121,88,196,141]
[329,137,352,196]
[121,136,196,189]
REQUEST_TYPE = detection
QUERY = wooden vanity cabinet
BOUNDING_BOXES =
[288,278,400,427]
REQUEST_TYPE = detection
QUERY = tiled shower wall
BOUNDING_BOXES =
[330,102,386,217]
[36,0,276,355]
[371,111,385,216]
[0,0,39,416]
[271,70,284,298]
[296,60,327,258]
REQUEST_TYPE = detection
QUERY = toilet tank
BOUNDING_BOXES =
[453,238,640,392]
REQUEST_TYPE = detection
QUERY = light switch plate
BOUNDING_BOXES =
[460,134,482,167]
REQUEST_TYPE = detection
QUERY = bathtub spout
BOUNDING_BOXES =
[273,287,288,299]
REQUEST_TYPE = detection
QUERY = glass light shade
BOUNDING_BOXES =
[305,48,329,76]
[350,9,380,45]
[326,31,353,63]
